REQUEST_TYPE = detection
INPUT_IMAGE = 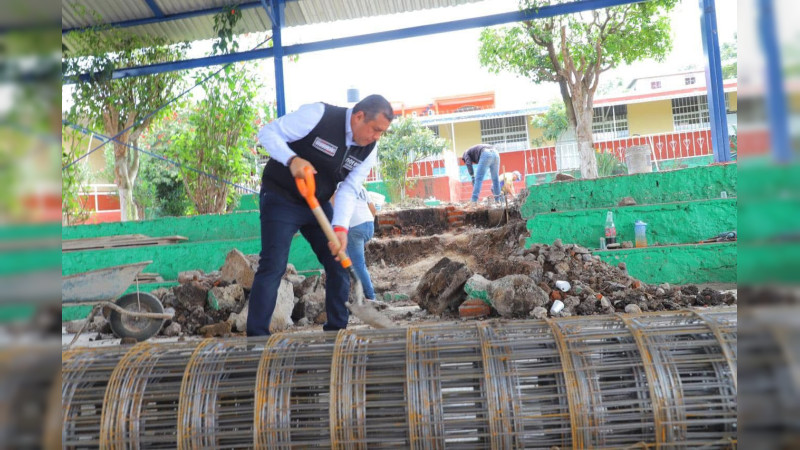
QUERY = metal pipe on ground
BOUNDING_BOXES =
[61,308,738,448]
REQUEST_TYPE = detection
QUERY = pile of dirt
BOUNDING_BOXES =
[412,234,737,319]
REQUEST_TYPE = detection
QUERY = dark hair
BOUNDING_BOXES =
[353,94,394,122]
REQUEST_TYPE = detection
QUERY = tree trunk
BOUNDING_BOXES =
[574,105,598,179]
[114,142,139,221]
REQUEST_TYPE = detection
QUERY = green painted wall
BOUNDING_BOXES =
[366,181,392,202]
[527,199,736,249]
[596,242,736,284]
[62,211,261,242]
[62,234,321,279]
[522,164,736,217]
[739,243,799,284]
[235,193,259,211]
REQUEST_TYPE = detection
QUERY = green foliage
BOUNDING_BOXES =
[378,116,447,201]
[132,149,192,218]
[158,7,264,214]
[721,33,737,80]
[62,5,188,220]
[531,101,569,146]
[595,151,628,177]
[479,0,678,178]
[61,121,91,225]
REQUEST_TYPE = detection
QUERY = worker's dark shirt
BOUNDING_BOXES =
[462,144,495,176]
[261,104,376,205]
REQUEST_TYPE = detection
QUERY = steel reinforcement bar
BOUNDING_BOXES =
[62,308,737,449]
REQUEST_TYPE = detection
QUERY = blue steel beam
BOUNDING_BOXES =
[759,0,791,162]
[143,0,165,17]
[699,0,730,163]
[271,0,287,116]
[64,0,647,83]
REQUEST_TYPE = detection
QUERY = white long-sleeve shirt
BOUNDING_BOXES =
[257,102,378,228]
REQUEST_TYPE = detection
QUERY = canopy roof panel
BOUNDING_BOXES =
[62,0,484,48]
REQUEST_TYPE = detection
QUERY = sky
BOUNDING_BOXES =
[257,0,738,111]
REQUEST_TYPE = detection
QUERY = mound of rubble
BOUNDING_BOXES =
[415,238,736,319]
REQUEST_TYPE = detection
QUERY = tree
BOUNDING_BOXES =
[721,33,737,80]
[378,116,446,201]
[160,8,264,214]
[530,101,569,146]
[479,0,678,179]
[63,10,187,221]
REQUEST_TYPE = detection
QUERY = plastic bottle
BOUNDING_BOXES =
[604,211,617,245]
[634,220,648,248]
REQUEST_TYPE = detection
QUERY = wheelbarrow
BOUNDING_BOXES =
[62,261,173,343]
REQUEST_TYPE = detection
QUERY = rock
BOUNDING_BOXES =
[199,321,232,338]
[464,274,491,302]
[228,302,248,332]
[220,248,256,289]
[64,319,87,334]
[624,304,642,314]
[659,283,671,292]
[549,290,563,301]
[269,280,295,333]
[209,284,245,312]
[563,296,580,311]
[458,298,491,319]
[617,262,627,272]
[556,311,572,318]
[488,275,548,318]
[655,288,666,296]
[555,173,575,181]
[618,196,637,206]
[552,238,563,248]
[178,270,205,284]
[554,262,570,275]
[296,317,310,327]
[622,241,634,249]
[599,296,612,309]
[91,315,111,334]
[285,274,306,287]
[530,306,548,319]
[285,263,298,276]
[173,282,209,311]
[162,322,181,337]
[415,258,474,316]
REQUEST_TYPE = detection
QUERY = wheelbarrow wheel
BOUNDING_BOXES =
[109,292,165,341]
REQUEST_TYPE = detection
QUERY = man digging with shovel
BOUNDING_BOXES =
[247,95,394,336]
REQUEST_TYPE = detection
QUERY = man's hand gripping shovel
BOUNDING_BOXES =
[295,166,392,329]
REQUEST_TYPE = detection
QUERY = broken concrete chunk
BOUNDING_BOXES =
[199,321,232,338]
[488,274,548,318]
[618,196,637,206]
[458,298,491,319]
[624,304,642,314]
[228,302,248,332]
[530,306,548,320]
[177,270,204,284]
[220,248,256,289]
[209,284,245,312]
[269,280,295,333]
[555,173,575,181]
[464,274,490,302]
[415,257,473,316]
[162,322,181,337]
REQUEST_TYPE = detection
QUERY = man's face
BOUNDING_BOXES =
[351,111,391,146]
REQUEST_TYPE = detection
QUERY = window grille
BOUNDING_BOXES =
[651,81,661,89]
[427,125,440,138]
[592,105,629,140]
[479,115,529,151]
[685,76,696,85]
[672,95,710,131]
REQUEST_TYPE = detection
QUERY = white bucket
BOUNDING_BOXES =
[625,145,653,174]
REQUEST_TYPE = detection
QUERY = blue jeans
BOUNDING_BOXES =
[247,189,350,336]
[471,148,501,202]
[346,221,375,300]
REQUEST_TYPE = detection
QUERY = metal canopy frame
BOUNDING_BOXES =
[62,0,733,162]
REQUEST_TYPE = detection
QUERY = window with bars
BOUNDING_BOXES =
[592,105,629,141]
[672,95,710,131]
[479,115,529,151]
[426,125,440,138]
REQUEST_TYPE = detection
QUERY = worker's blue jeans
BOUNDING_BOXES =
[247,188,350,336]
[471,148,501,202]
[346,221,376,300]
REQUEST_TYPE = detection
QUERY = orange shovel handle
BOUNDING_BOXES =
[295,166,320,209]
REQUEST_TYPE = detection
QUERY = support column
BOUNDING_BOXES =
[271,0,286,116]
[699,0,731,162]
[759,0,791,162]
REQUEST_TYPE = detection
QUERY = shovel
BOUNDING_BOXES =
[295,166,392,329]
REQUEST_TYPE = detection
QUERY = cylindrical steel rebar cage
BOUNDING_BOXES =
[62,309,737,449]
